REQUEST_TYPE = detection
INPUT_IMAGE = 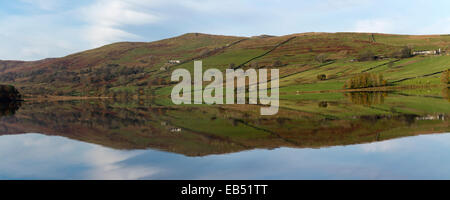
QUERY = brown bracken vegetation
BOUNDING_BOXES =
[442,69,449,84]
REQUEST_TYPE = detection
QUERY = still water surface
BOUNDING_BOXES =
[0,90,448,179]
[1,132,450,179]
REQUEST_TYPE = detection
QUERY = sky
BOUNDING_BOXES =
[0,0,449,61]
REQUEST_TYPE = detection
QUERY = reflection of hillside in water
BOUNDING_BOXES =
[0,101,21,117]
[0,99,448,156]
[345,92,388,106]
[443,87,450,102]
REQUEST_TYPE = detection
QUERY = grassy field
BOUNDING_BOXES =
[149,33,450,100]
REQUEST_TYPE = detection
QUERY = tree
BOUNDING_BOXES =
[316,74,327,81]
[442,69,450,84]
[399,46,413,58]
[138,88,145,95]
[272,60,283,67]
[344,73,386,89]
[315,54,328,63]
[318,101,328,108]
[357,50,375,61]
[391,46,412,58]
[249,62,259,68]
[387,61,394,68]
[442,87,449,102]
[0,85,22,101]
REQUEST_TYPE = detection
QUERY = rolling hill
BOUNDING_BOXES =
[0,32,449,97]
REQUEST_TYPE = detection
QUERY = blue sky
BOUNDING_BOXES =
[1,0,449,61]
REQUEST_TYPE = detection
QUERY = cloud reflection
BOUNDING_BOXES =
[83,146,159,180]
[1,133,450,179]
[0,133,157,180]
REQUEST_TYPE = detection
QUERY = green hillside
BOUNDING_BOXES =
[0,32,449,98]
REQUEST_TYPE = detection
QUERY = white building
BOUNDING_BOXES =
[168,60,181,64]
[412,48,441,56]
[415,114,446,121]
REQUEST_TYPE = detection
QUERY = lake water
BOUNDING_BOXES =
[0,90,449,179]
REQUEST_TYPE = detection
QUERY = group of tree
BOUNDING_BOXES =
[356,50,376,61]
[355,46,413,62]
[344,73,386,89]
[0,72,18,82]
[443,88,449,102]
[149,78,169,86]
[0,85,22,102]
[390,46,413,58]
[345,92,387,106]
[316,74,327,81]
[315,53,330,63]
[272,60,284,67]
[25,64,147,87]
[442,69,450,84]
[92,64,145,83]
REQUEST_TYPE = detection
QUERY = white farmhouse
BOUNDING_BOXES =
[168,60,181,64]
[412,48,442,56]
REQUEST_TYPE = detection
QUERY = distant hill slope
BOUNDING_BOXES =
[0,32,449,97]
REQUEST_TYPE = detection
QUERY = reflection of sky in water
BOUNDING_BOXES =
[1,133,450,180]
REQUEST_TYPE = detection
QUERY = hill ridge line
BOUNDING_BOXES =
[167,38,249,70]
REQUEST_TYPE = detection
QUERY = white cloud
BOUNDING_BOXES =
[83,26,139,48]
[1,0,450,60]
[0,0,165,60]
[353,19,396,33]
[83,0,160,27]
[80,0,162,48]
[83,146,159,180]
[360,140,400,153]
[0,14,85,60]
[0,134,160,180]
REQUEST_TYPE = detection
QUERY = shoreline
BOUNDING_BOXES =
[20,84,449,101]
[23,95,111,101]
